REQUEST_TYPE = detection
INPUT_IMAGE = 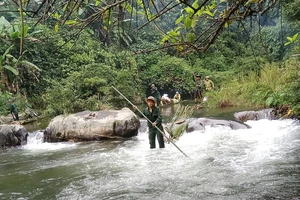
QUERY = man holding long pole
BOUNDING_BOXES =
[133,96,165,149]
[112,86,188,157]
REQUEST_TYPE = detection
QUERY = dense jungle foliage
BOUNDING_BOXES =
[0,0,299,118]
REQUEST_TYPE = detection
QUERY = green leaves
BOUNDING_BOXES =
[0,45,14,70]
[160,27,181,45]
[65,20,77,25]
[175,15,184,25]
[0,16,11,35]
[284,33,299,46]
[245,0,259,5]
[95,0,102,6]
[18,61,41,72]
[3,65,19,75]
[184,17,192,29]
[188,32,195,42]
[265,93,282,107]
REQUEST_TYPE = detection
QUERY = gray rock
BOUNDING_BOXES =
[44,108,140,142]
[186,118,250,133]
[234,109,275,122]
[0,125,28,148]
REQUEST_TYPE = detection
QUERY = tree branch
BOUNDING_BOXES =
[138,2,179,30]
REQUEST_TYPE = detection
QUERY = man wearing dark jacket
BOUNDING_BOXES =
[133,96,165,149]
[150,84,162,106]
[8,100,19,121]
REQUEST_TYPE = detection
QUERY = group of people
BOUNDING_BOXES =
[161,92,181,106]
[149,74,214,108]
[133,73,214,149]
[193,73,215,109]
[150,84,182,106]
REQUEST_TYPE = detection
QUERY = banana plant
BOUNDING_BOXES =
[0,16,42,42]
[0,45,41,93]
[0,45,18,74]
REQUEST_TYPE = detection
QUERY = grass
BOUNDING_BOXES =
[205,61,295,109]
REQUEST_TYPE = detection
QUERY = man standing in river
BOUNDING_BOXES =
[133,96,165,149]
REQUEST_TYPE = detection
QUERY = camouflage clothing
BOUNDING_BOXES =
[204,79,214,91]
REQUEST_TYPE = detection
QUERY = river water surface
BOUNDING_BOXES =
[1,107,300,200]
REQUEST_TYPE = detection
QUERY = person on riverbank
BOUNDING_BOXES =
[193,73,204,109]
[204,76,215,91]
[150,84,162,106]
[173,91,181,104]
[133,96,165,149]
[161,94,173,106]
[8,100,19,121]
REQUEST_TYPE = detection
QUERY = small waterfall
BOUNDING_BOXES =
[138,119,148,134]
[256,108,275,119]
[23,130,76,150]
[27,130,44,146]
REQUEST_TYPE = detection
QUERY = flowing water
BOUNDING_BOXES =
[1,107,300,200]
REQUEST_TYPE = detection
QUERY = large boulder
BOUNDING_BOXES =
[0,125,28,148]
[234,109,275,122]
[186,118,250,133]
[44,108,140,142]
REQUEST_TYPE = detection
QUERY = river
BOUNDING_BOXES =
[1,106,300,200]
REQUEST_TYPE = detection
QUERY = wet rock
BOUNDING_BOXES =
[164,118,250,135]
[44,108,140,142]
[234,109,275,122]
[0,125,28,148]
[186,118,250,133]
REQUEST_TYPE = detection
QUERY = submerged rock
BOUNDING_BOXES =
[0,125,28,148]
[44,108,140,142]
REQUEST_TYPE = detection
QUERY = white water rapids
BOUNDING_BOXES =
[1,118,300,199]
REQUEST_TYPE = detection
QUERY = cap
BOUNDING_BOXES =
[205,76,209,79]
[196,74,201,77]
[176,91,179,94]
[146,96,156,103]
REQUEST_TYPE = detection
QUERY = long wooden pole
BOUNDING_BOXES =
[112,86,188,158]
